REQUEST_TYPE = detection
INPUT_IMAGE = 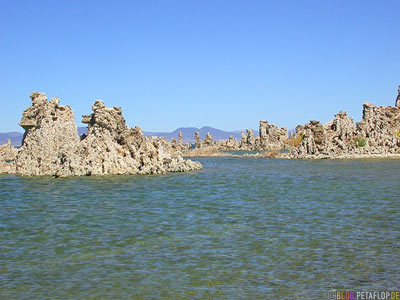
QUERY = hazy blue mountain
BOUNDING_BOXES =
[76,126,249,143]
[0,132,24,147]
[145,126,259,143]
[0,126,259,146]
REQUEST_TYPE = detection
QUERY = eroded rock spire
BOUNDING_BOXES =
[1,92,202,177]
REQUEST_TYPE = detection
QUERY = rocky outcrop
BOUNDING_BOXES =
[173,86,400,159]
[217,135,240,150]
[166,133,189,156]
[184,121,286,153]
[240,131,246,148]
[16,92,80,176]
[286,87,400,158]
[178,131,183,145]
[5,92,202,177]
[203,132,214,147]
[396,85,400,108]
[0,139,18,174]
[194,132,201,149]
[259,121,287,151]
[238,129,260,150]
[246,129,256,148]
[355,102,400,154]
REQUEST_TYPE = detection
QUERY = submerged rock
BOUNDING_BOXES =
[7,92,202,177]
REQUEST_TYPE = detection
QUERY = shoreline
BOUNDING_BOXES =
[184,152,400,160]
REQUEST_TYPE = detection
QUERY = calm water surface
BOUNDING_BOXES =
[0,158,399,299]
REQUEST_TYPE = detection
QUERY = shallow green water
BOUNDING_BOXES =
[1,158,399,299]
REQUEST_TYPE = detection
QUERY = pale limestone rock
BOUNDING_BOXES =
[240,130,246,148]
[169,132,189,155]
[0,139,18,174]
[246,129,255,147]
[287,87,400,159]
[194,132,201,149]
[58,100,201,176]
[16,92,80,176]
[298,120,327,156]
[178,131,183,145]
[8,93,201,177]
[325,111,355,154]
[216,135,239,150]
[203,132,213,147]
[259,120,287,151]
[289,113,356,158]
[239,129,257,150]
[356,102,400,154]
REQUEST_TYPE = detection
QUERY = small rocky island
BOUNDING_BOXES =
[0,92,201,177]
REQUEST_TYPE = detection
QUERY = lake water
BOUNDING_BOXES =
[0,157,399,299]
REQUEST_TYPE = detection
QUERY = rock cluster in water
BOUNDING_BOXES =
[2,86,400,165]
[182,86,400,159]
[285,87,400,158]
[0,92,201,176]
[189,124,288,153]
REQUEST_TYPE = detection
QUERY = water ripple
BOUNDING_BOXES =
[0,158,399,299]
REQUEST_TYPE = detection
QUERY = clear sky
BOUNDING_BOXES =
[0,0,399,133]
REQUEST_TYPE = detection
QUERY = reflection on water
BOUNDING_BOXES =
[0,158,399,299]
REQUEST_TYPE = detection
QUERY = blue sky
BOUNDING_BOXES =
[0,0,399,133]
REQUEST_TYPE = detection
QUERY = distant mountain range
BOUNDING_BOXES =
[145,126,259,143]
[1,126,259,147]
[0,132,24,147]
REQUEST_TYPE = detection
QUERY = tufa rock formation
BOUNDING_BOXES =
[203,132,214,147]
[217,135,240,150]
[239,129,259,150]
[246,129,256,148]
[194,132,201,149]
[183,123,287,154]
[286,87,400,158]
[156,86,400,159]
[2,92,202,177]
[167,132,189,155]
[259,121,287,151]
[240,130,246,148]
[0,139,18,174]
[355,102,400,154]
[16,92,80,176]
[178,131,183,145]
